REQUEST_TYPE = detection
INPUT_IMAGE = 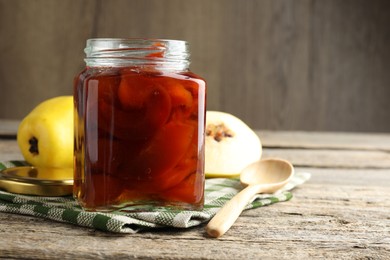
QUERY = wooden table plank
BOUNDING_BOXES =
[0,139,23,161]
[258,130,390,151]
[302,167,390,187]
[263,148,390,169]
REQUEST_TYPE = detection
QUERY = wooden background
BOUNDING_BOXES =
[0,0,389,132]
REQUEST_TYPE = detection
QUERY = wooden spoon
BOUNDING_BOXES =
[206,158,294,238]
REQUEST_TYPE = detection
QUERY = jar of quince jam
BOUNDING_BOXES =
[73,38,206,211]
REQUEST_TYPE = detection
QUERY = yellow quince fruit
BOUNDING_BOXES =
[17,96,74,168]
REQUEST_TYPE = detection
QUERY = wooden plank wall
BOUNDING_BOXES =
[0,0,389,132]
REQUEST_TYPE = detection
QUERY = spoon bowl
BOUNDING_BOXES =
[206,158,294,238]
[240,158,294,193]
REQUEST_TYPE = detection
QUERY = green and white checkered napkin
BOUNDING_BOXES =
[0,161,310,233]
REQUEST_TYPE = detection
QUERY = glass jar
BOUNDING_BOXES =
[73,38,206,211]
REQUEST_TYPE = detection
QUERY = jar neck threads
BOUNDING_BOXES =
[84,38,190,71]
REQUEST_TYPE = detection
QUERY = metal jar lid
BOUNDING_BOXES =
[0,166,73,196]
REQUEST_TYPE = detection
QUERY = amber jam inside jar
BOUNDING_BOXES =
[73,39,206,211]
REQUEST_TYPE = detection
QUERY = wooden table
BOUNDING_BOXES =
[0,120,389,259]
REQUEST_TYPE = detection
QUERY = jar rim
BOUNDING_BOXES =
[84,38,190,70]
[86,38,188,45]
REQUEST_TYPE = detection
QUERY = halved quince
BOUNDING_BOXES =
[205,111,262,178]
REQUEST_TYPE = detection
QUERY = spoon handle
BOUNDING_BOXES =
[206,185,260,238]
